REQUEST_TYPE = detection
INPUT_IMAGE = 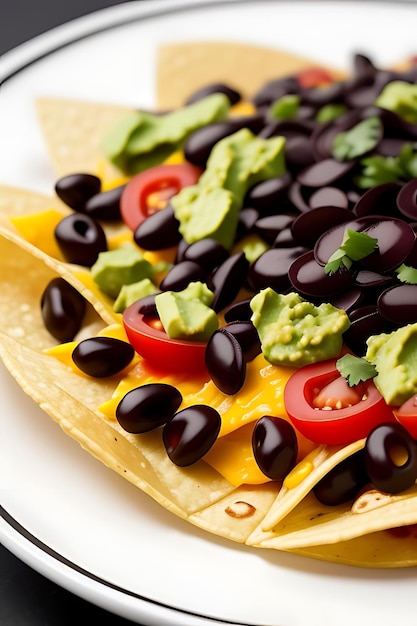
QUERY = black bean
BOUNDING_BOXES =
[290,206,352,248]
[163,404,221,466]
[245,172,292,214]
[159,260,207,292]
[289,250,354,299]
[397,179,417,221]
[252,416,298,480]
[84,184,126,221]
[72,336,134,377]
[313,451,368,506]
[223,298,253,323]
[55,173,101,212]
[185,83,241,106]
[41,277,86,342]
[247,246,307,293]
[184,115,265,168]
[364,422,417,494]
[182,238,229,271]
[116,383,182,433]
[223,320,261,362]
[377,284,417,326]
[205,328,246,395]
[297,159,356,188]
[54,213,107,266]
[133,204,181,250]
[254,213,296,245]
[208,252,249,312]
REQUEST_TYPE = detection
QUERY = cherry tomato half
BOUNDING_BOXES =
[296,67,334,89]
[284,359,396,445]
[122,300,208,374]
[394,395,417,439]
[120,163,202,231]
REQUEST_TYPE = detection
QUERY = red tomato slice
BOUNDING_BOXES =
[284,360,396,445]
[394,395,417,439]
[120,163,202,231]
[297,67,334,88]
[122,300,208,374]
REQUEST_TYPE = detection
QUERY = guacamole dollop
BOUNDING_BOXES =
[155,281,218,342]
[250,288,350,367]
[365,322,417,406]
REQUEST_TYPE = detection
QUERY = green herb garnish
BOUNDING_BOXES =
[325,229,378,274]
[396,263,417,285]
[336,354,377,387]
[332,116,382,161]
[355,142,417,188]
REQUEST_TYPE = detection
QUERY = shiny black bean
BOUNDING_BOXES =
[223,321,261,362]
[377,284,417,326]
[182,238,229,271]
[364,422,417,494]
[184,115,265,168]
[133,205,181,250]
[55,173,101,211]
[254,213,296,244]
[285,135,315,170]
[397,178,417,221]
[54,213,107,266]
[289,249,354,298]
[236,207,259,239]
[247,246,307,293]
[252,416,298,480]
[252,76,299,108]
[116,383,182,433]
[159,260,207,292]
[208,252,249,312]
[224,298,253,323]
[290,206,352,248]
[313,451,368,506]
[344,306,396,356]
[163,404,221,466]
[185,82,241,106]
[72,337,135,377]
[353,183,402,219]
[297,159,356,188]
[245,172,292,214]
[41,277,86,342]
[84,184,125,221]
[205,328,246,395]
[136,293,159,316]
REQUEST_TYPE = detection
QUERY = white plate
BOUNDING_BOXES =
[1,1,416,624]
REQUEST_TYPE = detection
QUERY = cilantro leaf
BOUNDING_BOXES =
[396,263,417,284]
[332,117,382,161]
[355,142,417,188]
[336,354,377,387]
[325,229,378,274]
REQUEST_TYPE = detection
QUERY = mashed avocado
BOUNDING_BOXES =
[250,289,350,367]
[103,93,230,174]
[365,322,417,406]
[171,128,286,249]
[91,244,153,299]
[375,81,417,124]
[155,281,218,342]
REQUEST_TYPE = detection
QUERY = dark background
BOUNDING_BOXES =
[1,3,142,624]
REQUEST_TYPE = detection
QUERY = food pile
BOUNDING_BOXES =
[1,42,417,567]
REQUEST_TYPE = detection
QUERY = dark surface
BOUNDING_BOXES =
[1,3,146,623]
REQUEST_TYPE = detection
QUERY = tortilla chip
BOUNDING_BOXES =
[156,41,344,109]
[36,98,133,178]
